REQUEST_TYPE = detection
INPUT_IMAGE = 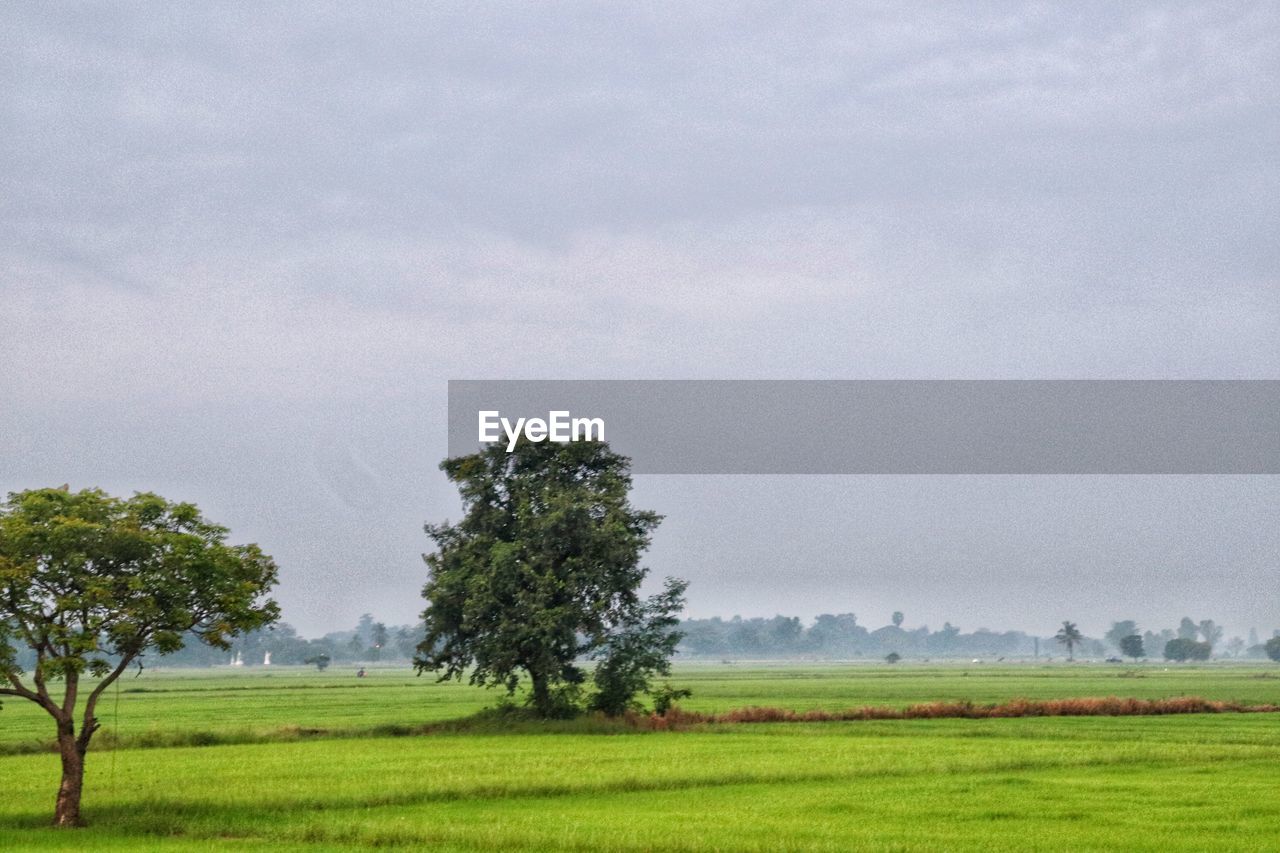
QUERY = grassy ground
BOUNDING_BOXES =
[5,661,1279,751]
[2,663,1280,849]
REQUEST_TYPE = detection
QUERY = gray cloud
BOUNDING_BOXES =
[2,2,1277,637]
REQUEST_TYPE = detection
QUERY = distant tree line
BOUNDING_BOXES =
[676,614,1087,659]
[149,613,424,669]
[92,611,1280,668]
[19,606,1274,673]
[675,613,1280,661]
[50,611,1275,669]
[1103,617,1279,662]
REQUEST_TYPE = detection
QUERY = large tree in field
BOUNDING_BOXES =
[0,487,278,827]
[415,439,685,718]
[1054,621,1084,661]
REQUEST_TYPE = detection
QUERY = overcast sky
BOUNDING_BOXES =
[3,3,1277,640]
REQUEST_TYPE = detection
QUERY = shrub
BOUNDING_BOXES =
[651,683,693,716]
[304,654,331,671]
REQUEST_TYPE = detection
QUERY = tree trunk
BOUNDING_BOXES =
[53,729,86,828]
[530,669,551,718]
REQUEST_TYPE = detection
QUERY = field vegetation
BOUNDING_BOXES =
[3,663,1280,849]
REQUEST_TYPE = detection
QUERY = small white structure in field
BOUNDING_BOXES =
[263,652,272,666]
[230,651,244,667]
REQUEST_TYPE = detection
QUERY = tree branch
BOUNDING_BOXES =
[31,653,52,702]
[78,653,134,750]
[61,670,79,718]
[4,671,58,715]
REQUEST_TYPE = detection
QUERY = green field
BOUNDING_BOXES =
[3,663,1280,850]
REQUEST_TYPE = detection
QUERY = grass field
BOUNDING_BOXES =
[3,662,1280,850]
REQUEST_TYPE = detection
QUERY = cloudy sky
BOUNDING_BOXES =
[3,3,1277,640]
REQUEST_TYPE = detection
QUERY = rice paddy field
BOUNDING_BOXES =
[3,662,1280,850]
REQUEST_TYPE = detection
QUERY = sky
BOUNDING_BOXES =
[2,3,1277,640]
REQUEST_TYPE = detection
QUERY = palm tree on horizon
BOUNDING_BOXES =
[1055,621,1084,661]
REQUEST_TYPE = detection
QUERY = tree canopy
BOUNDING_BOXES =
[415,439,685,717]
[1119,634,1145,661]
[1054,621,1084,661]
[0,487,278,826]
[1163,637,1211,662]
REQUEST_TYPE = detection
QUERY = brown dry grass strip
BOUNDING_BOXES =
[634,696,1280,729]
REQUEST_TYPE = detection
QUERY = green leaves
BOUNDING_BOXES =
[416,439,683,717]
[0,486,279,695]
[589,576,689,716]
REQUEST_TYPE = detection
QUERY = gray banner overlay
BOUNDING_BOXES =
[448,380,1279,474]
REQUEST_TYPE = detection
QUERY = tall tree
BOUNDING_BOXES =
[1054,621,1084,661]
[1105,620,1138,652]
[891,611,905,628]
[415,439,684,717]
[1144,629,1175,657]
[1164,638,1211,662]
[356,613,375,645]
[1198,619,1223,650]
[370,622,389,661]
[395,626,417,660]
[1119,634,1145,661]
[0,487,277,827]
